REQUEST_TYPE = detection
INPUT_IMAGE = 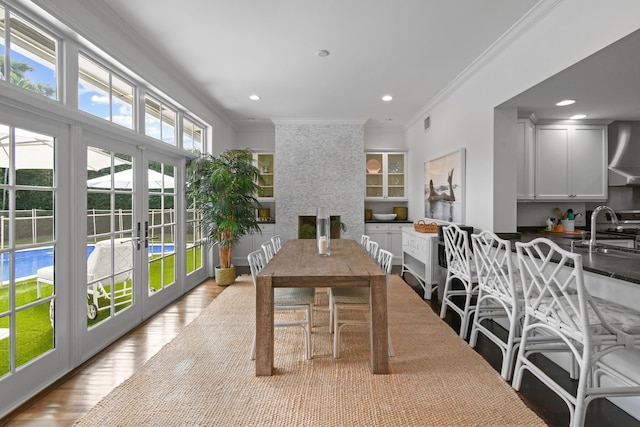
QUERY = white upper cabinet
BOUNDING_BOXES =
[535,124,607,200]
[516,118,536,200]
[365,152,407,200]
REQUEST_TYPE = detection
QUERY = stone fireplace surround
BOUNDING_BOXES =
[274,120,365,243]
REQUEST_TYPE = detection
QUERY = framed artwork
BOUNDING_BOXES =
[424,148,465,223]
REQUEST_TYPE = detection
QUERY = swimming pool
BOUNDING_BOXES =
[2,244,175,281]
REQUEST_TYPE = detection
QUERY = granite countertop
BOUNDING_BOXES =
[365,220,413,224]
[516,230,640,285]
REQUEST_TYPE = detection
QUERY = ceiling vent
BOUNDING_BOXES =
[424,116,431,131]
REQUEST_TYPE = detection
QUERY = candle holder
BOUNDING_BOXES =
[316,207,330,256]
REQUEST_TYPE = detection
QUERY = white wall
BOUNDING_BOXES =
[404,0,640,231]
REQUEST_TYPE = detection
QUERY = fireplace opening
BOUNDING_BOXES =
[298,216,342,239]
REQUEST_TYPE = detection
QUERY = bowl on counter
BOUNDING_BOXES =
[373,213,397,221]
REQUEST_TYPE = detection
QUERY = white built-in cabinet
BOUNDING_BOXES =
[255,152,274,200]
[516,118,536,200]
[401,228,439,299]
[232,223,275,266]
[365,152,407,200]
[365,223,404,264]
[534,124,608,200]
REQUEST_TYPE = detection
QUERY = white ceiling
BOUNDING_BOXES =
[500,27,640,122]
[103,0,541,128]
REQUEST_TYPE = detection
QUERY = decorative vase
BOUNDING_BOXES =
[215,265,236,286]
[317,207,330,256]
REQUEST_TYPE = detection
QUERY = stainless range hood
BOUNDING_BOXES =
[608,121,640,186]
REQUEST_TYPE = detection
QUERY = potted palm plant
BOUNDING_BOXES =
[186,149,262,286]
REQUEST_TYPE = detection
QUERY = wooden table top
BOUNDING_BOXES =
[259,239,384,287]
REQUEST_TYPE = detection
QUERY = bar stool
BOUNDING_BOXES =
[440,224,478,340]
[468,230,523,381]
[512,238,640,427]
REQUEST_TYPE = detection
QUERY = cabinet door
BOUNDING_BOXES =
[256,153,274,200]
[386,153,405,199]
[388,224,404,264]
[535,126,570,199]
[516,119,535,200]
[365,153,384,198]
[570,126,607,200]
[365,152,407,200]
[365,224,389,252]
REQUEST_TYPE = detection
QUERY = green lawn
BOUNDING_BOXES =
[0,246,202,376]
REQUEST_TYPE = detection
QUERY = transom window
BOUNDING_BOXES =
[145,95,176,145]
[0,6,58,100]
[78,53,134,130]
[182,116,203,153]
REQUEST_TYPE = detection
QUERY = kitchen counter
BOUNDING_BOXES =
[516,230,640,285]
[365,220,413,224]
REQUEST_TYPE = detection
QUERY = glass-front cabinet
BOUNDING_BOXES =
[255,152,274,200]
[365,152,406,200]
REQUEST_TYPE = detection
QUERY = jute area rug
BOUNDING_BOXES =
[74,275,545,427]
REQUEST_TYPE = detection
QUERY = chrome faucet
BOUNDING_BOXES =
[589,205,618,252]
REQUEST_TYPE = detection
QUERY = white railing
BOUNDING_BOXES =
[0,208,179,248]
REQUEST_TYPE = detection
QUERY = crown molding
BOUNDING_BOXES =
[405,0,563,131]
[272,118,368,126]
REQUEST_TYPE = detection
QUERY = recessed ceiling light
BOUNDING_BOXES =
[249,94,260,101]
[316,50,330,57]
[382,95,393,102]
[570,114,587,119]
[556,99,576,106]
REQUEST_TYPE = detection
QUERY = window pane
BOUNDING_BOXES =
[0,6,5,79]
[8,14,57,100]
[161,105,176,145]
[111,74,133,130]
[79,54,110,120]
[144,96,161,140]
[193,124,203,153]
[182,118,194,151]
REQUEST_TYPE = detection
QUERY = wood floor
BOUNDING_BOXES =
[2,273,639,426]
[1,278,224,427]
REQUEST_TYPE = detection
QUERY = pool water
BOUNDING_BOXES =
[2,244,175,281]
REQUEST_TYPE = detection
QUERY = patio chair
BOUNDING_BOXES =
[37,238,134,320]
[248,249,314,360]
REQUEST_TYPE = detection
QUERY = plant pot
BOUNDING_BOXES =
[560,220,575,232]
[215,265,236,286]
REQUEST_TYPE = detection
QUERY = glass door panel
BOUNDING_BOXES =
[147,161,176,295]
[86,148,135,328]
[0,126,56,376]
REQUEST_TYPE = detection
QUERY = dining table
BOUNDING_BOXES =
[255,238,389,376]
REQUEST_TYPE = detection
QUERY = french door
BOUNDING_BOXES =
[78,133,183,359]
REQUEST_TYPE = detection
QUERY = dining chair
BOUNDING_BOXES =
[261,241,275,262]
[247,249,315,360]
[440,224,479,340]
[468,230,523,381]
[360,234,370,249]
[366,240,379,260]
[330,248,394,359]
[270,235,282,253]
[512,238,640,427]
